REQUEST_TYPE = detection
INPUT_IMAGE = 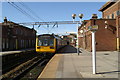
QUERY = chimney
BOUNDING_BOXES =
[4,17,7,23]
[92,14,98,19]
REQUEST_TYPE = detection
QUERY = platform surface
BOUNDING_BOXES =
[0,48,35,56]
[37,45,119,79]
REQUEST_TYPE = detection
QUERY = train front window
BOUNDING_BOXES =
[38,40,42,46]
[43,39,48,46]
[38,37,54,46]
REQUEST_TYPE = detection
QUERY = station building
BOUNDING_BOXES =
[78,0,120,51]
[99,0,120,51]
[67,34,77,47]
[1,17,36,51]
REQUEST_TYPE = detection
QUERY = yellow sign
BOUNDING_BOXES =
[88,25,98,31]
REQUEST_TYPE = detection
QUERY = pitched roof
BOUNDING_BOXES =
[1,21,36,32]
[99,1,116,11]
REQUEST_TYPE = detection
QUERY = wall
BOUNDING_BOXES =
[78,19,116,51]
[100,1,120,51]
[2,22,36,51]
[94,19,116,51]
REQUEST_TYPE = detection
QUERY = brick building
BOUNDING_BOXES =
[78,0,120,51]
[78,19,116,51]
[99,0,120,19]
[1,17,36,51]
[67,34,77,46]
[99,0,120,50]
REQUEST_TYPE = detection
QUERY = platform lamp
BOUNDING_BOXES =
[72,13,84,55]
[79,14,84,23]
[72,14,76,23]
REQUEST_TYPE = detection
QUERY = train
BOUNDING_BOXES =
[36,34,68,53]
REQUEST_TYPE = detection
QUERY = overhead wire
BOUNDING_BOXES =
[8,2,38,21]
[7,1,48,30]
[18,1,46,22]
[17,0,50,24]
[16,1,54,33]
[17,0,59,32]
[7,0,47,22]
[48,23,58,34]
[7,0,59,34]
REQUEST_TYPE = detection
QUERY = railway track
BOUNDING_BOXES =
[1,53,53,80]
[2,51,37,74]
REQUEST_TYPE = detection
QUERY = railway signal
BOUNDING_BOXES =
[88,14,98,74]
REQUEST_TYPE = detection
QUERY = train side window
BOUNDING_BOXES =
[49,39,54,46]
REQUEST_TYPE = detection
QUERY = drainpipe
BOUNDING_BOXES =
[116,16,120,51]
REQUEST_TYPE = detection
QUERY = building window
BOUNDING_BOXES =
[107,15,109,19]
[15,39,18,49]
[6,39,9,49]
[19,30,21,35]
[21,30,23,35]
[112,13,114,19]
[23,40,24,48]
[21,40,22,48]
[29,40,31,47]
[15,29,17,34]
[16,28,20,35]
[116,10,120,16]
[2,38,5,49]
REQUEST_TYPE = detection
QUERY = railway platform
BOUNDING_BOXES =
[1,48,36,75]
[37,45,119,80]
[0,48,35,56]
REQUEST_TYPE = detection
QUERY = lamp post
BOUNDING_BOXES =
[72,13,83,55]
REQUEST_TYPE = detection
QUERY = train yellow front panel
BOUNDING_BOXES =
[36,46,55,53]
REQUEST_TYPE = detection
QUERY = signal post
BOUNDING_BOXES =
[88,25,98,74]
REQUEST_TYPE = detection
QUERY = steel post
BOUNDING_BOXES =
[92,31,96,74]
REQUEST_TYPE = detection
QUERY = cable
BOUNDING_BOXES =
[18,2,46,22]
[7,1,58,34]
[16,0,52,26]
[8,2,38,21]
[17,1,51,33]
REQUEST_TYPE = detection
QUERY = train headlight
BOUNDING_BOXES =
[50,46,54,49]
[37,47,41,49]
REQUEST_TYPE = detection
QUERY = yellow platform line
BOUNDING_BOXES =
[37,54,62,79]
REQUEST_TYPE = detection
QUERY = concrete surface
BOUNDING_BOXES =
[38,45,119,79]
